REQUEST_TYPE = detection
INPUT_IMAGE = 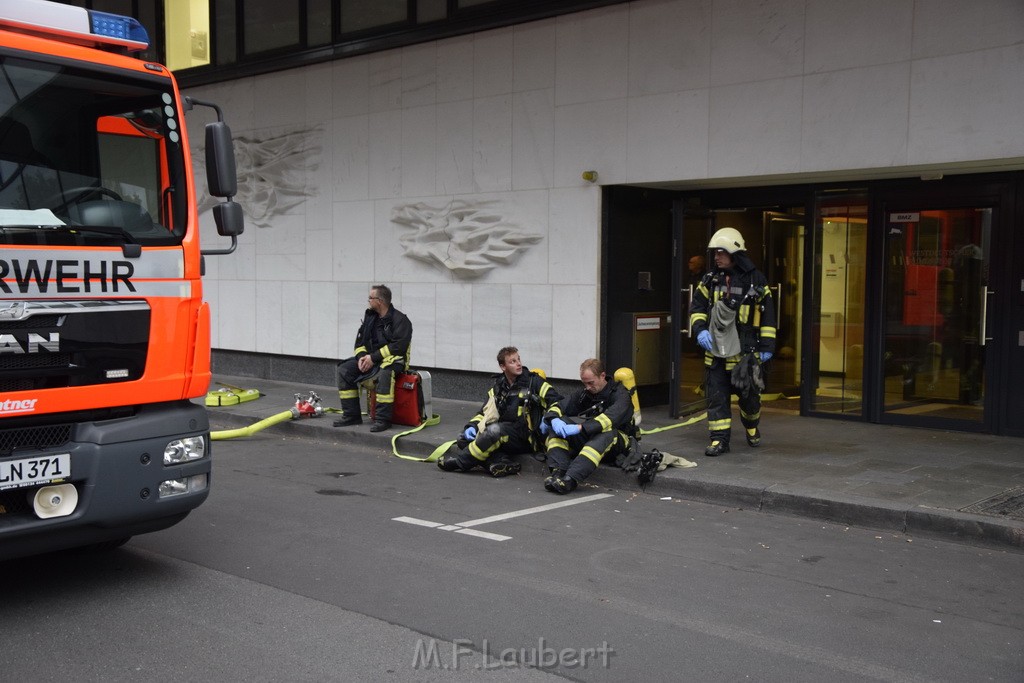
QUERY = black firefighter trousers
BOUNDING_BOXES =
[705,356,761,445]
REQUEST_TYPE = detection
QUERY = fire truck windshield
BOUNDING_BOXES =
[0,53,189,248]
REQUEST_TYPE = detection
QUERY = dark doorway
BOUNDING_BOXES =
[605,172,1023,436]
[603,186,675,408]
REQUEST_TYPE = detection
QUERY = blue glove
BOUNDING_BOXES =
[553,420,582,438]
[760,351,773,363]
[697,330,712,351]
[539,420,551,436]
[463,426,477,441]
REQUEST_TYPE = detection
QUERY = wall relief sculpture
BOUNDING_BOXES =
[392,200,543,278]
[196,127,322,228]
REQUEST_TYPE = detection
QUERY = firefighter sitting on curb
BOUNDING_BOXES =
[333,284,413,433]
[438,346,563,477]
[689,227,776,457]
[540,358,633,495]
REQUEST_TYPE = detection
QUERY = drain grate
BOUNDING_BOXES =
[960,487,1024,521]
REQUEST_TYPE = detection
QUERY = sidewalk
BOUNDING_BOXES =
[201,374,1024,551]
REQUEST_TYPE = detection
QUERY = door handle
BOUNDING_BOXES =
[981,286,993,346]
[770,283,782,333]
[681,285,693,337]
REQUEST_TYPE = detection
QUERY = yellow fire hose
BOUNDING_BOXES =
[210,391,335,440]
[211,410,297,440]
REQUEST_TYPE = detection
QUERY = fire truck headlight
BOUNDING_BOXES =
[163,436,207,464]
[158,474,209,498]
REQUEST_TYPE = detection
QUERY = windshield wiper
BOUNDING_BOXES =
[3,223,144,258]
[62,224,142,258]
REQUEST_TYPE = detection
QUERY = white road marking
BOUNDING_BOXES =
[457,493,615,527]
[391,493,614,542]
[391,516,444,528]
[453,528,513,541]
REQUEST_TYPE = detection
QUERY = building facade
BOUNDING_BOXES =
[179,0,1024,436]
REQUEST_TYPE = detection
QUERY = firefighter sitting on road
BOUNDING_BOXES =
[540,358,633,494]
[333,284,413,433]
[438,346,563,478]
[689,227,776,456]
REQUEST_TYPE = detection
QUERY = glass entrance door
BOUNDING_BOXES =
[672,209,713,416]
[881,207,990,426]
[808,198,869,416]
[763,211,805,400]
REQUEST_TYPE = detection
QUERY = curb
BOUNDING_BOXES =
[904,507,1024,549]
[602,473,1024,551]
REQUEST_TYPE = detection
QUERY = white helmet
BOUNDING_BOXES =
[708,227,745,253]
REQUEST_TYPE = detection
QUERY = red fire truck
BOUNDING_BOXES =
[0,0,243,559]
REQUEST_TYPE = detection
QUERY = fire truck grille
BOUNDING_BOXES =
[0,424,72,457]
[0,300,149,390]
[0,378,35,392]
[0,315,61,329]
[0,353,73,371]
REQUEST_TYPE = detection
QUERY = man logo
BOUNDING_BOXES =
[0,332,60,354]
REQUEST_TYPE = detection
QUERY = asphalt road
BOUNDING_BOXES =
[2,429,1022,682]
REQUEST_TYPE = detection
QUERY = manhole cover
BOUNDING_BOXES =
[960,487,1024,521]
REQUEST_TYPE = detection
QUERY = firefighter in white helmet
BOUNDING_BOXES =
[688,228,776,456]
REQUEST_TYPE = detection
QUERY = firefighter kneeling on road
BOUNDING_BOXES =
[689,227,776,457]
[540,358,633,494]
[438,346,563,477]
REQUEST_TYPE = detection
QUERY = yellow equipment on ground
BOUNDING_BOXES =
[205,382,262,406]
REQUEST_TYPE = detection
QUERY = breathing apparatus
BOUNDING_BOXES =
[613,367,641,427]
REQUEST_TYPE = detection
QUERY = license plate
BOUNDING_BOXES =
[0,454,71,491]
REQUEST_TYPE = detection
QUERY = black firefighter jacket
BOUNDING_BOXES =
[466,371,564,449]
[545,379,633,440]
[353,306,413,370]
[689,251,777,364]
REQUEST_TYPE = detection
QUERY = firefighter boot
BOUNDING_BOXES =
[334,394,362,427]
[745,427,761,448]
[333,414,362,427]
[543,469,566,492]
[545,474,577,495]
[704,439,730,457]
[488,460,521,478]
[437,451,462,471]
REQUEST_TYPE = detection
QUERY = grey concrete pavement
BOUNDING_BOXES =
[201,374,1024,550]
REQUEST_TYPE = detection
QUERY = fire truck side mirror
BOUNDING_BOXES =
[203,200,244,256]
[213,200,244,238]
[205,121,237,198]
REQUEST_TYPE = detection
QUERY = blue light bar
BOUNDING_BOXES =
[89,10,149,47]
[0,0,149,52]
